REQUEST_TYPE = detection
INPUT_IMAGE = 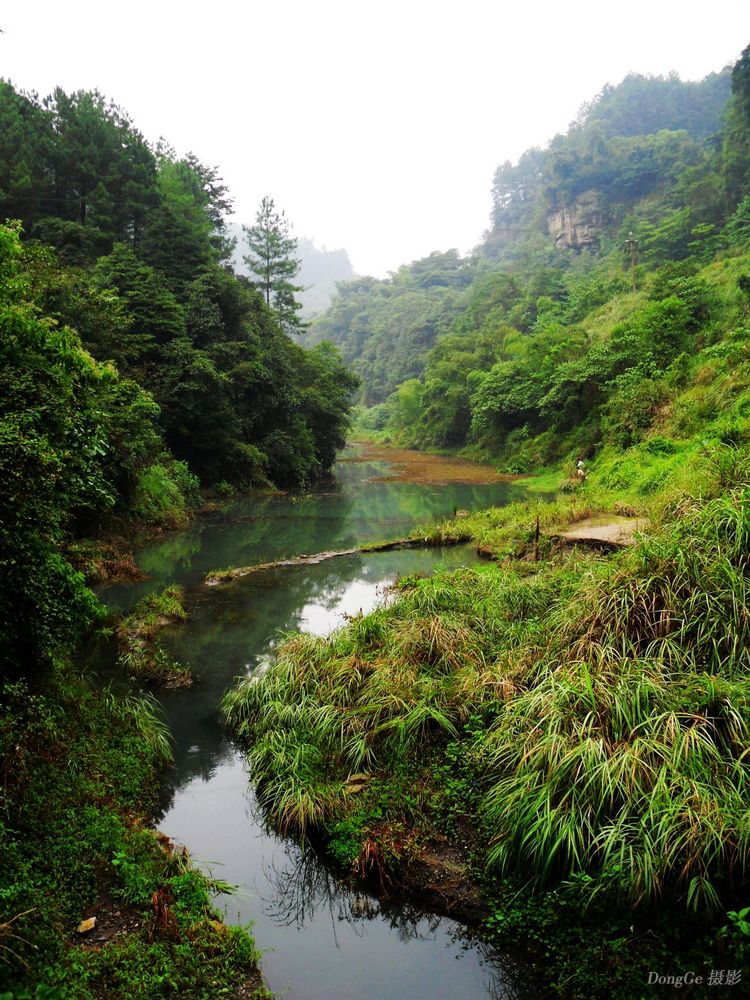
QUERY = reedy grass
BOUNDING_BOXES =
[222,563,577,833]
[480,479,750,911]
[483,659,750,911]
[224,449,750,913]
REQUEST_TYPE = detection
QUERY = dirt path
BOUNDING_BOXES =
[548,515,649,550]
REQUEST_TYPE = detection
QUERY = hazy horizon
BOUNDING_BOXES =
[2,1,749,276]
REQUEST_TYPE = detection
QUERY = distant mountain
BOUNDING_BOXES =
[227,223,355,318]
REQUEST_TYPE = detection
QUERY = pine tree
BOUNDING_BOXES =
[242,196,305,333]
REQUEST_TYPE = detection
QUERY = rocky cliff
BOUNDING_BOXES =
[546,189,603,250]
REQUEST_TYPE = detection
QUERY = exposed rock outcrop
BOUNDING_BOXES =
[547,188,603,250]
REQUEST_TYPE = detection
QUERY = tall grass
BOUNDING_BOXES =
[483,660,750,911]
[224,456,750,913]
[482,481,750,912]
[222,564,573,833]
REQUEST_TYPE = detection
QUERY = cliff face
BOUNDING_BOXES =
[546,189,603,250]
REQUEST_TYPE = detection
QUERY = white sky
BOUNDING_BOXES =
[2,1,748,276]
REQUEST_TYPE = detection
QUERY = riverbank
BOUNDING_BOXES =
[0,663,268,998]
[115,445,524,999]
[61,436,750,997]
[76,442,518,592]
[221,442,750,997]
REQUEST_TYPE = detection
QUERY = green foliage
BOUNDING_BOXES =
[0,80,356,494]
[0,668,262,998]
[222,560,574,833]
[601,369,666,447]
[326,815,370,870]
[92,243,186,363]
[0,225,109,674]
[491,70,730,250]
[482,875,716,1000]
[304,251,473,403]
[140,154,217,291]
[116,586,192,688]
[311,52,750,464]
[225,446,750,923]
[131,461,199,527]
[243,195,305,334]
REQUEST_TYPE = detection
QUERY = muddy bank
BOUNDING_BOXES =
[66,537,148,586]
[382,837,489,926]
[343,440,520,485]
[547,515,649,550]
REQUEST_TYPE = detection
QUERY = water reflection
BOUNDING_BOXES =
[99,446,523,615]
[98,446,536,999]
[156,750,534,1000]
[251,835,532,1000]
[153,546,479,814]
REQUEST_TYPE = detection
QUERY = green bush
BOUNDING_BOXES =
[131,462,197,526]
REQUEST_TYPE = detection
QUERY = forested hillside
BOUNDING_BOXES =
[0,83,356,498]
[309,62,742,424]
[304,249,475,402]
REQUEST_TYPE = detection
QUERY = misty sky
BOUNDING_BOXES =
[2,1,748,276]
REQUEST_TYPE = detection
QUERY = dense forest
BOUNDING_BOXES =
[306,60,745,457]
[0,81,355,997]
[0,81,359,671]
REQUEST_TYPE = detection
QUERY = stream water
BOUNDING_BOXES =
[99,445,538,1000]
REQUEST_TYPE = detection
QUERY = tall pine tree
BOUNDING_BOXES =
[242,196,305,334]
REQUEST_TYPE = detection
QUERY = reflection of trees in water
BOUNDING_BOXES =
[261,841,440,943]
[440,920,536,1000]
[260,842,533,998]
[217,489,359,568]
[137,525,207,580]
[100,461,537,994]
[151,735,236,825]
[343,480,524,535]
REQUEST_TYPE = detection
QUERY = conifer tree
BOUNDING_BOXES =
[243,196,305,333]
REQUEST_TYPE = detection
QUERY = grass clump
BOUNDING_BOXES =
[223,447,750,993]
[221,560,579,833]
[116,585,191,689]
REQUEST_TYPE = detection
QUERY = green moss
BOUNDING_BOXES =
[116,586,191,689]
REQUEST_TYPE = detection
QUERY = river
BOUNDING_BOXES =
[98,443,537,1000]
